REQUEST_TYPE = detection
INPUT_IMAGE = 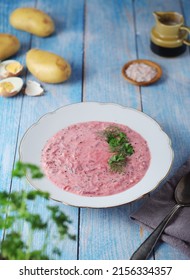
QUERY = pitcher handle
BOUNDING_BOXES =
[180,26,190,46]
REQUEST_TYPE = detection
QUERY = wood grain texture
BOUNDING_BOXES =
[134,0,190,260]
[0,0,36,244]
[17,0,85,260]
[79,0,152,260]
[0,0,190,260]
[0,0,84,259]
[83,0,141,108]
[0,0,34,190]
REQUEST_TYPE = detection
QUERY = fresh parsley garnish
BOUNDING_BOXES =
[101,126,134,173]
[0,161,75,260]
[12,161,44,179]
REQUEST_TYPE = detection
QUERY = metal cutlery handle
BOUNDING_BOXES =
[130,204,181,260]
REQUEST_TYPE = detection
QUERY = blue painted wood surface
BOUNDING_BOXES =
[0,0,190,260]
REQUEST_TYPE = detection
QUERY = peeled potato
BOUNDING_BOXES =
[0,34,20,60]
[26,49,71,83]
[10,7,54,37]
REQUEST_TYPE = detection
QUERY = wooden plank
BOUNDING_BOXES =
[20,0,84,260]
[1,0,189,261]
[0,0,35,189]
[0,0,36,243]
[134,0,190,259]
[1,0,85,259]
[79,0,150,260]
[83,0,141,108]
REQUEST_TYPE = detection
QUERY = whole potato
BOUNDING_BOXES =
[26,49,71,83]
[10,7,54,37]
[0,34,20,60]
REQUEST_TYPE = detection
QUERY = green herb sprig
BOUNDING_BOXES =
[0,161,75,260]
[12,161,44,179]
[101,126,134,173]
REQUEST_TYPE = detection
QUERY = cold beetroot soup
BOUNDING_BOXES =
[41,121,151,196]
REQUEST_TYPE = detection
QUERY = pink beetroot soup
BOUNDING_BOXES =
[41,121,150,196]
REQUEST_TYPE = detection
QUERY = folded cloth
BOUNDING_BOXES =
[130,158,190,258]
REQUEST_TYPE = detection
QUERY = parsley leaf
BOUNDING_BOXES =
[12,161,44,179]
[101,126,134,173]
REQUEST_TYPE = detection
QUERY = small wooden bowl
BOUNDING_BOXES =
[122,59,162,86]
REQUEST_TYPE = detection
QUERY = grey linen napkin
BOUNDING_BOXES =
[130,158,190,258]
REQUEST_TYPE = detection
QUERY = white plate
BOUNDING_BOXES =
[19,102,174,208]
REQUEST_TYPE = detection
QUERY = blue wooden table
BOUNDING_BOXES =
[1,0,190,260]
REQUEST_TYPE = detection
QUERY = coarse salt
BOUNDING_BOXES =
[125,63,157,82]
